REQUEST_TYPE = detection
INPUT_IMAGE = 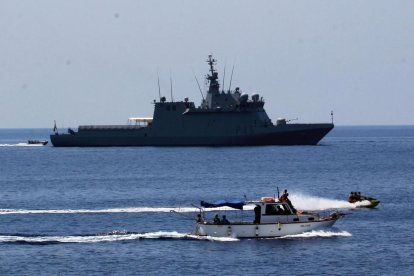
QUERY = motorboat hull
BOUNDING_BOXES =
[195,218,338,238]
[356,199,380,208]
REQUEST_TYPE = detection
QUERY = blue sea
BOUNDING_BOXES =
[0,126,413,275]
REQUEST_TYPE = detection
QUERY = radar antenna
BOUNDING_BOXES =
[157,72,161,101]
[194,75,205,101]
[222,65,226,93]
[228,64,235,92]
[170,72,174,102]
[206,55,220,93]
[207,55,217,76]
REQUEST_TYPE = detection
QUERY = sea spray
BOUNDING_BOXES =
[289,192,354,210]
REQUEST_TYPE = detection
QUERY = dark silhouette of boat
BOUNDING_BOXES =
[51,55,334,147]
[28,140,48,146]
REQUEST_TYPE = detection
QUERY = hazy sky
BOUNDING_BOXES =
[1,0,413,128]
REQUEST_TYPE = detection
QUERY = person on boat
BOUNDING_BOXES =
[196,214,204,223]
[213,214,221,224]
[279,189,289,202]
[276,205,284,215]
[348,192,355,203]
[279,189,297,214]
[221,215,230,224]
[254,206,261,224]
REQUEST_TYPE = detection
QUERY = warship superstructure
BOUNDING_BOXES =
[50,55,334,147]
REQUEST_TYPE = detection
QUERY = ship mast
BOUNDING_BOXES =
[206,55,220,95]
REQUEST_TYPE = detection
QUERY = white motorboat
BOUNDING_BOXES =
[195,197,344,238]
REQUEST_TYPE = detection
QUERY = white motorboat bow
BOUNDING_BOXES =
[195,197,344,238]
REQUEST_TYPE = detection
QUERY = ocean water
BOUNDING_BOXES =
[0,126,413,275]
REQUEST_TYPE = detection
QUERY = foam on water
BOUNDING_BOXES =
[0,230,350,244]
[279,230,352,239]
[0,207,200,215]
[0,143,44,147]
[0,231,238,244]
[0,206,244,215]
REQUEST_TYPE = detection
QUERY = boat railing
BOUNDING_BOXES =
[79,125,144,130]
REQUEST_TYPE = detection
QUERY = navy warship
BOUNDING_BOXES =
[50,55,334,147]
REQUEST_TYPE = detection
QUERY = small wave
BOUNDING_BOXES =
[0,231,238,244]
[279,230,352,239]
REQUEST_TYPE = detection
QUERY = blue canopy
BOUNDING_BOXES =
[200,200,245,210]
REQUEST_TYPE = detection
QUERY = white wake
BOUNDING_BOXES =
[0,143,45,147]
[279,230,352,239]
[0,207,200,215]
[0,229,351,244]
[0,231,238,244]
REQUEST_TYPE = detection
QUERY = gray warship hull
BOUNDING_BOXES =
[50,124,333,147]
[51,55,334,147]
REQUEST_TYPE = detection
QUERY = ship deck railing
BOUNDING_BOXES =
[79,125,147,130]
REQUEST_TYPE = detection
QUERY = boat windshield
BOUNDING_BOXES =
[265,203,291,215]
